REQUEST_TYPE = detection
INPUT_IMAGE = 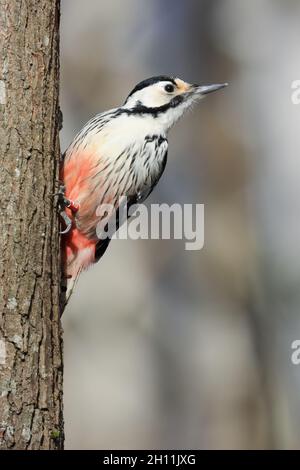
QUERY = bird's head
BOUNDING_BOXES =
[123,75,228,131]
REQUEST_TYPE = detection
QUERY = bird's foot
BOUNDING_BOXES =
[52,184,80,234]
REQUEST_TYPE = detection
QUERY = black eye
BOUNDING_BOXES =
[164,84,175,93]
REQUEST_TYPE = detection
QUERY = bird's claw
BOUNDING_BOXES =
[59,211,72,234]
[53,183,80,234]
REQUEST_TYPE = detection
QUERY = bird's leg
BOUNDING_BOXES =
[53,184,80,234]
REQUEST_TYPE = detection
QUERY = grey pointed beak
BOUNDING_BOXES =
[193,82,228,95]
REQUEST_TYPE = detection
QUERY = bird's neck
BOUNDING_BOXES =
[116,111,168,139]
[121,99,189,133]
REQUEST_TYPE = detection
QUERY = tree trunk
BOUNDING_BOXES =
[0,0,63,449]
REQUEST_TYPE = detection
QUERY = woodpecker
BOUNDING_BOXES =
[60,76,227,301]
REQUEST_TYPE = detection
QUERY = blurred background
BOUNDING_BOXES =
[61,0,300,449]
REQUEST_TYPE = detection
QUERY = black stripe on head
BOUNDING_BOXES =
[126,75,176,100]
[128,94,185,117]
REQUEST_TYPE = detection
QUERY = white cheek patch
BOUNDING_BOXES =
[135,85,171,108]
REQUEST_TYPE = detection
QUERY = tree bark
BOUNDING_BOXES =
[0,0,63,449]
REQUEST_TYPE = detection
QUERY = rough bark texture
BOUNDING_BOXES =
[0,0,63,449]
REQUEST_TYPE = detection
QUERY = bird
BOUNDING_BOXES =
[59,75,227,302]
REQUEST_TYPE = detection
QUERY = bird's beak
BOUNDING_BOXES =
[192,82,228,96]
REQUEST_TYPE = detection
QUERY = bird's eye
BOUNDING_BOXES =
[164,84,175,93]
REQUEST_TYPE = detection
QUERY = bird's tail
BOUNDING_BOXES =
[61,229,96,312]
[66,266,82,303]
